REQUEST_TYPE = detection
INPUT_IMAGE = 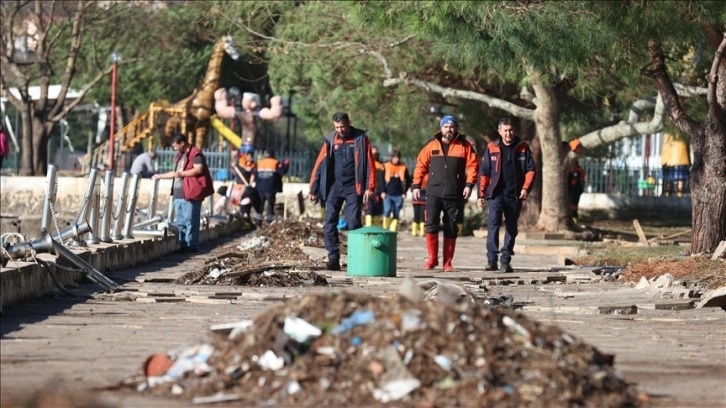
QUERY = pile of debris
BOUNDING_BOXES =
[176,219,337,287]
[129,286,640,406]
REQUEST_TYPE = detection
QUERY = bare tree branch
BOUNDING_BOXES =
[673,82,708,97]
[48,1,84,119]
[48,57,139,123]
[384,76,536,121]
[578,93,664,149]
[642,39,701,136]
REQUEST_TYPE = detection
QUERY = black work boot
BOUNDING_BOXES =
[326,259,341,271]
[484,262,498,271]
[499,263,514,273]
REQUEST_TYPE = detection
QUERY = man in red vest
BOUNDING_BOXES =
[153,134,214,253]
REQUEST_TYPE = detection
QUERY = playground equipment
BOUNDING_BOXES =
[91,36,284,168]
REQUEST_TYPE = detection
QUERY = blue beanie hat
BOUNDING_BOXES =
[440,115,458,128]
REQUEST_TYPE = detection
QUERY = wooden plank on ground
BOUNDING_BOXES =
[632,219,650,246]
[711,240,726,260]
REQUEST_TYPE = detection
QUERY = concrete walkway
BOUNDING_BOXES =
[1,229,724,407]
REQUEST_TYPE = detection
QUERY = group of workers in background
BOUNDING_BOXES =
[308,112,537,273]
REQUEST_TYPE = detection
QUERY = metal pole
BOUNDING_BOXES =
[132,228,167,238]
[40,164,58,232]
[167,196,175,222]
[112,172,129,240]
[133,214,164,229]
[49,232,118,292]
[85,173,101,245]
[77,167,100,226]
[99,170,114,243]
[2,223,90,266]
[122,174,140,239]
[147,178,160,219]
[108,61,118,170]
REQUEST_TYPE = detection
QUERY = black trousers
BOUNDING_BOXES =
[424,196,462,238]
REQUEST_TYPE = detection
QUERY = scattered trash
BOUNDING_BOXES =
[256,350,284,371]
[372,378,421,403]
[283,316,322,343]
[237,236,270,251]
[330,309,375,334]
[128,291,639,406]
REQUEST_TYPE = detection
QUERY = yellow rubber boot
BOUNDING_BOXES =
[382,217,390,229]
[373,215,382,226]
[419,222,426,237]
[411,222,419,236]
[457,223,464,236]
[389,219,398,232]
[365,214,373,226]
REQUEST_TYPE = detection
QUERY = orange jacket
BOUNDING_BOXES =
[383,161,410,196]
[412,133,478,199]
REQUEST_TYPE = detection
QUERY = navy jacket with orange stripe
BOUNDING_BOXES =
[478,137,536,199]
[411,132,479,199]
[308,127,376,201]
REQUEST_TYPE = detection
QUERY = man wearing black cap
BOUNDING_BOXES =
[477,117,536,273]
[309,112,376,271]
[411,115,479,272]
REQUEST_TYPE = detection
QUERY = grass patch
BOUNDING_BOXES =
[575,244,726,290]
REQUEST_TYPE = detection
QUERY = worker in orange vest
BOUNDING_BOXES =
[254,149,290,224]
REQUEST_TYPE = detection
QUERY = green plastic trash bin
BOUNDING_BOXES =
[346,227,397,277]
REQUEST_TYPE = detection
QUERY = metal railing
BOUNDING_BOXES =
[579,159,690,197]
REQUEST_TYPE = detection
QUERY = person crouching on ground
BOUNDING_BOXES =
[308,112,376,271]
[477,117,536,273]
[411,115,479,272]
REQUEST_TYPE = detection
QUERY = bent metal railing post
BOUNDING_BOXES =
[112,172,130,241]
[2,223,90,267]
[99,170,114,243]
[40,164,58,232]
[46,230,118,292]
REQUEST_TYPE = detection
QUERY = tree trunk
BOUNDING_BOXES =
[32,116,50,176]
[690,130,726,253]
[19,109,34,176]
[690,99,726,254]
[531,76,568,232]
[644,38,726,254]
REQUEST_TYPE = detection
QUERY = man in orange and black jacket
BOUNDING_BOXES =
[309,112,376,271]
[411,116,479,272]
[477,117,536,273]
[255,149,290,224]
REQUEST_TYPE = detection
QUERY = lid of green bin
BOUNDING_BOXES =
[348,226,397,235]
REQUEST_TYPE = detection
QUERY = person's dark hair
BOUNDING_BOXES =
[332,112,350,124]
[391,149,401,158]
[172,134,187,144]
[498,117,514,128]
